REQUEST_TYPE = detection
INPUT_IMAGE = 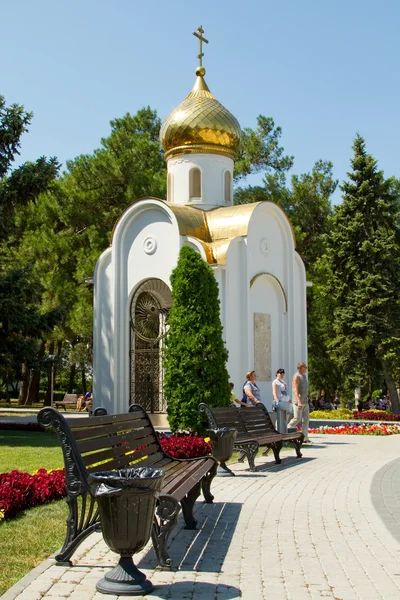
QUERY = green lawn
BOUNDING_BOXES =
[0,430,64,473]
[0,430,66,595]
[0,500,68,596]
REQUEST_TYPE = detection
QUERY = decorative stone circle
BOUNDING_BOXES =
[143,236,157,255]
[260,238,269,255]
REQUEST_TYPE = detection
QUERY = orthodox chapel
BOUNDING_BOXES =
[92,28,307,420]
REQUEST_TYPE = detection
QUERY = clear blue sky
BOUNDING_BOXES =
[2,0,399,203]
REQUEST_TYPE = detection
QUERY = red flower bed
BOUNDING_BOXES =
[0,468,66,520]
[158,433,212,458]
[0,434,212,520]
[309,423,400,435]
[352,411,400,421]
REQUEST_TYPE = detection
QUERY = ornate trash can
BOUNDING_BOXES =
[89,467,165,596]
[209,427,237,477]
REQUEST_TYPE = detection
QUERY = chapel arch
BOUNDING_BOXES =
[189,167,202,199]
[129,278,171,412]
[224,170,232,204]
[167,172,173,202]
[249,273,288,405]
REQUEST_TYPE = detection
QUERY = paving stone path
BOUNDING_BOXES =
[3,434,400,600]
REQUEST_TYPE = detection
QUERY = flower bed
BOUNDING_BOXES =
[310,409,353,420]
[352,411,400,421]
[158,432,211,458]
[0,434,211,520]
[309,423,400,436]
[0,468,66,520]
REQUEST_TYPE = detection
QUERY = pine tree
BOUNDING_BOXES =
[325,134,400,411]
[164,246,231,432]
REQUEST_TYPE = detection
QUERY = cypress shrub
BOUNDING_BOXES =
[164,246,230,432]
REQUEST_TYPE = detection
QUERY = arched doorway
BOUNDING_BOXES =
[130,279,171,412]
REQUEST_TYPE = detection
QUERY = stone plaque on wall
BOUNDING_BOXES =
[254,313,271,381]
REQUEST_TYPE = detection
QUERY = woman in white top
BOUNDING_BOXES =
[272,368,293,432]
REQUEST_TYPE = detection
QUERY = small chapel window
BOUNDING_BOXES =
[167,173,173,202]
[224,170,232,204]
[189,168,201,199]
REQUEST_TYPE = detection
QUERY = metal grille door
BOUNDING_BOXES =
[130,280,171,412]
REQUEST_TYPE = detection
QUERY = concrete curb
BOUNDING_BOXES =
[0,556,56,600]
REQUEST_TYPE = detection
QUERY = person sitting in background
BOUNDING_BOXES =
[76,389,93,412]
[230,382,248,408]
[83,389,93,411]
[319,397,332,410]
[76,394,86,411]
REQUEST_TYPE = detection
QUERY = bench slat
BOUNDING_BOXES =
[163,459,214,499]
[69,410,147,430]
[76,426,155,454]
[165,458,211,491]
[132,451,167,468]
[72,417,149,441]
[80,433,158,468]
[85,442,161,473]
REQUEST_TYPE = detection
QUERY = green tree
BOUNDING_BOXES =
[0,95,32,178]
[0,96,60,245]
[234,115,294,181]
[0,96,61,400]
[0,267,64,402]
[8,108,166,396]
[164,246,230,432]
[324,135,400,412]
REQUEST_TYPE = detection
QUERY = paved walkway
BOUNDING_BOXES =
[3,434,400,600]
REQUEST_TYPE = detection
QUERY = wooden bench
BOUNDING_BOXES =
[199,402,304,471]
[37,405,217,569]
[54,393,78,411]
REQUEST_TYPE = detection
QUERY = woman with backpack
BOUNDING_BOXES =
[242,370,262,406]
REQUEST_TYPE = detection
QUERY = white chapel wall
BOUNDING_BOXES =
[93,248,114,413]
[224,237,249,400]
[109,200,181,413]
[167,153,234,209]
[293,252,308,369]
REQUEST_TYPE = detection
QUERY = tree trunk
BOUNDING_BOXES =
[4,370,11,403]
[18,364,28,405]
[68,362,76,393]
[25,340,46,405]
[44,341,55,407]
[382,359,400,414]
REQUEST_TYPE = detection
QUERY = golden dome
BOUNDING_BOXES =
[160,70,241,160]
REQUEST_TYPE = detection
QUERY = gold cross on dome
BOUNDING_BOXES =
[193,25,209,67]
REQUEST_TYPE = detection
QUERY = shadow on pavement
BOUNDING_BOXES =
[150,581,241,598]
[253,456,317,473]
[371,457,400,544]
[138,501,242,574]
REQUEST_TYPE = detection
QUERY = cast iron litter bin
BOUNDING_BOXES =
[89,467,165,596]
[209,427,237,476]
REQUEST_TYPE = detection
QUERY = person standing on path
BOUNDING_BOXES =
[272,368,293,433]
[243,370,262,406]
[287,362,311,443]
